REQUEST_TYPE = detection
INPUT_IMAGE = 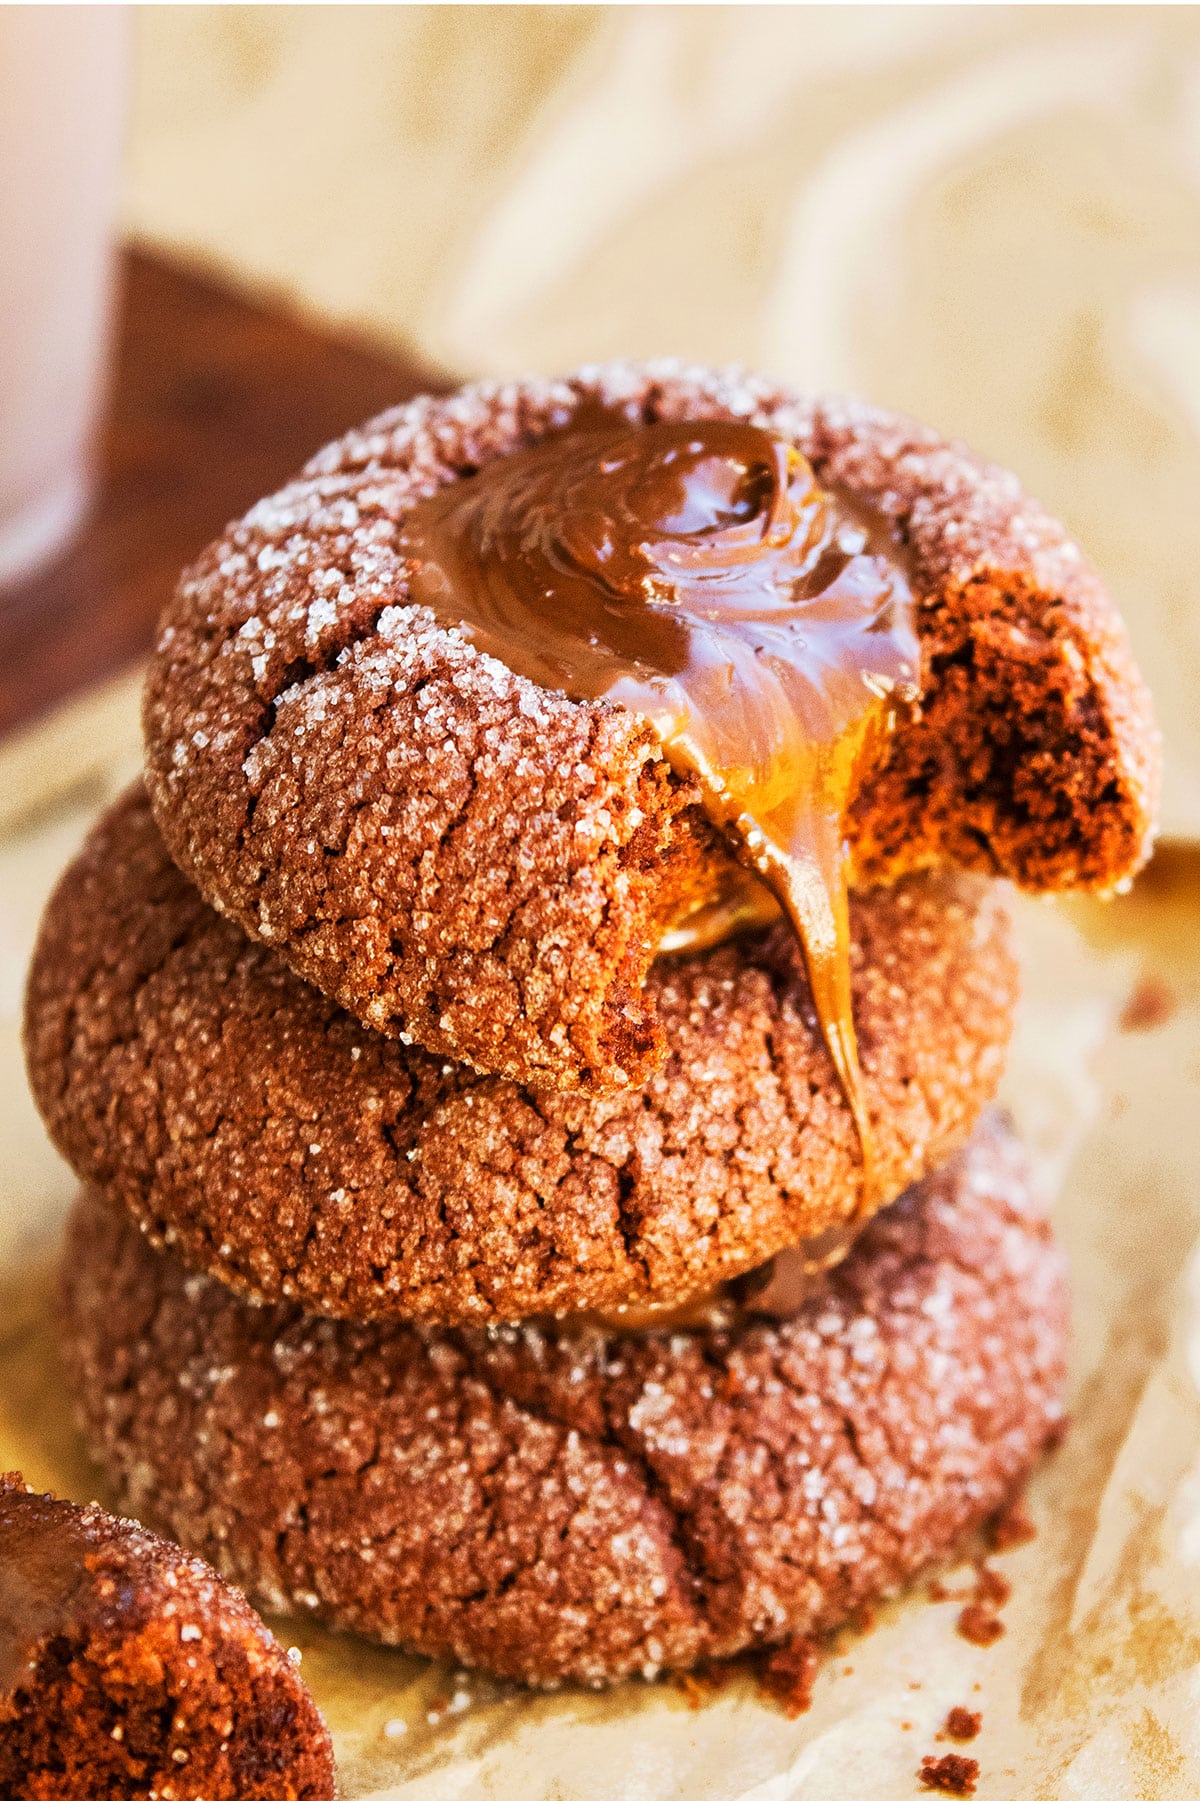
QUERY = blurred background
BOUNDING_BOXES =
[2,3,1199,833]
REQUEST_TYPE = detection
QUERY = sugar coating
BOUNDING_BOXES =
[0,1476,334,1799]
[142,362,1160,1095]
[59,1114,1068,1689]
[28,786,1016,1324]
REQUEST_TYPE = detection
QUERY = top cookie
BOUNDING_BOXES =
[144,361,1160,1094]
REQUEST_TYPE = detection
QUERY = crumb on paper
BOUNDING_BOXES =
[989,1494,1037,1551]
[971,1562,1011,1607]
[757,1636,820,1717]
[956,1603,1005,1647]
[939,1708,982,1743]
[919,1752,980,1793]
[955,1559,1011,1644]
[1119,975,1176,1032]
[930,1554,1013,1622]
[672,1661,734,1710]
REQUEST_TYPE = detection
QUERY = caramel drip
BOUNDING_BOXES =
[400,411,918,1193]
[565,1228,863,1337]
[656,862,781,955]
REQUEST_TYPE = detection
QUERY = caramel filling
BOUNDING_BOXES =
[564,1227,862,1337]
[400,411,918,1188]
[656,860,782,955]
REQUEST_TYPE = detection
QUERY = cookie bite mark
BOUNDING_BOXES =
[27,786,1019,1324]
[142,363,1159,1094]
[0,1475,334,1800]
[806,403,1162,896]
[59,1115,1069,1689]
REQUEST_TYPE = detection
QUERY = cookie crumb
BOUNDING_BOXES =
[971,1562,1011,1607]
[939,1708,981,1742]
[758,1636,820,1716]
[956,1603,1005,1647]
[919,1752,979,1793]
[989,1495,1036,1551]
[672,1662,734,1709]
[1119,976,1176,1032]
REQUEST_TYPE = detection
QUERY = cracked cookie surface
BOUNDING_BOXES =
[59,1113,1068,1688]
[28,785,1016,1323]
[142,360,1159,1094]
[0,1474,334,1800]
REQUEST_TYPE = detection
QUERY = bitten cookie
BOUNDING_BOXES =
[59,1113,1068,1689]
[143,361,1159,1093]
[0,1475,334,1801]
[28,785,1017,1323]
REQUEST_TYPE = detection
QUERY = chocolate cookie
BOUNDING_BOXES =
[59,1113,1068,1688]
[0,1475,334,1800]
[28,785,1016,1323]
[142,362,1159,1093]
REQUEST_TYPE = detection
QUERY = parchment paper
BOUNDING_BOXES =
[2,689,1199,1798]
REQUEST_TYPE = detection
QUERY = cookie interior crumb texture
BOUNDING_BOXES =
[0,1474,335,1800]
[27,784,1018,1323]
[58,1113,1068,1688]
[142,362,1160,1094]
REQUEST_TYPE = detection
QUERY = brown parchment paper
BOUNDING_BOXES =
[2,694,1199,1799]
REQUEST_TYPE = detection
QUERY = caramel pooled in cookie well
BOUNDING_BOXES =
[400,410,918,1180]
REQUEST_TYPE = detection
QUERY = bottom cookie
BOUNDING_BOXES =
[59,1112,1068,1689]
[0,1474,334,1800]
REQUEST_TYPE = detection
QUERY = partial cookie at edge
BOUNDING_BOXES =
[0,1475,335,1800]
[27,784,1017,1323]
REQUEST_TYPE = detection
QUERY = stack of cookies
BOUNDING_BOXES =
[26,363,1159,1689]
